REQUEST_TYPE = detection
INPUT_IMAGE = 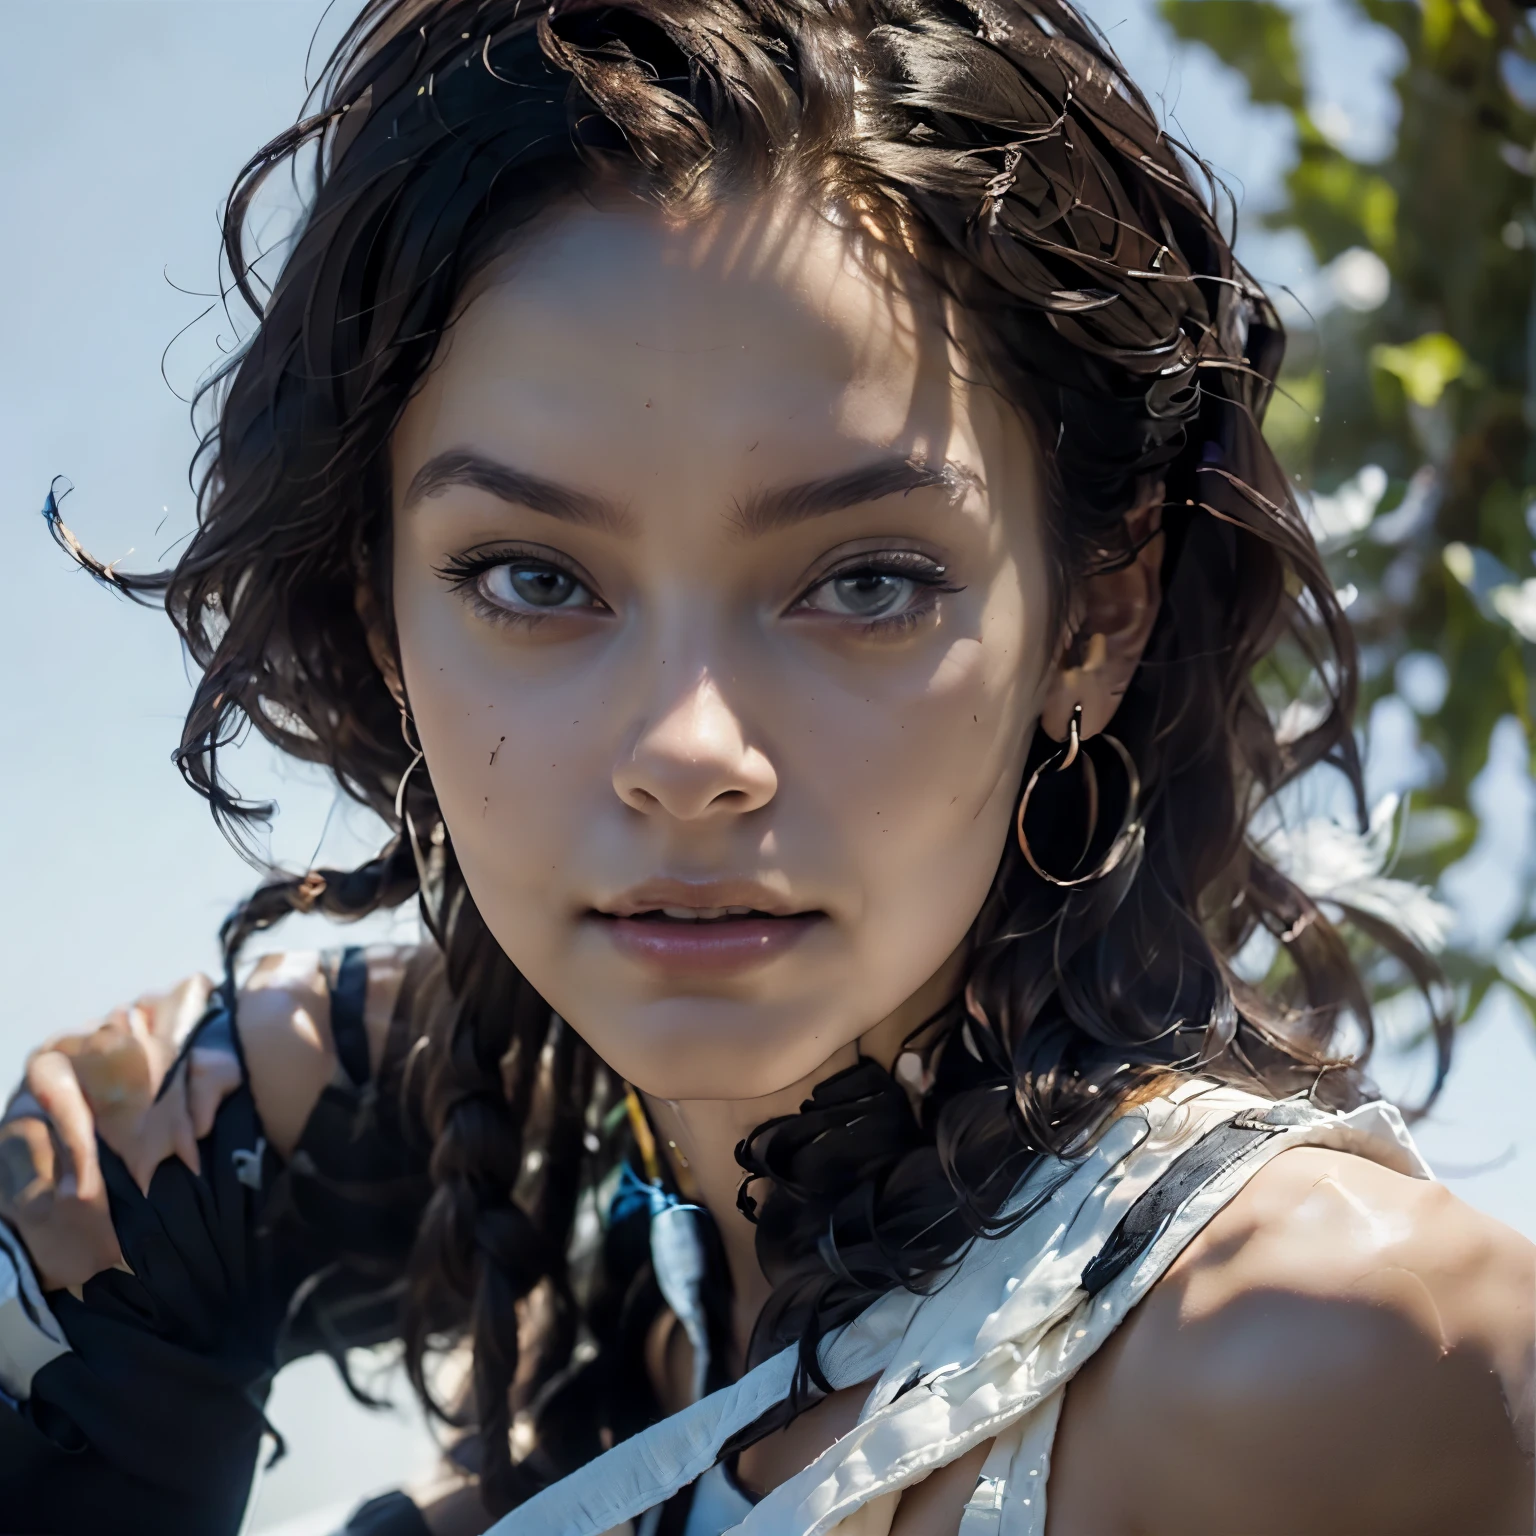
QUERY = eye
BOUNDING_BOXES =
[433,546,605,626]
[802,570,918,618]
[794,552,958,626]
[480,562,589,611]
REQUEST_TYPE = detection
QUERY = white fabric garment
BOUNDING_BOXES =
[682,1462,756,1536]
[488,1077,1430,1536]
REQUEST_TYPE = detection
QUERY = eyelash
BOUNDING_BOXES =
[432,546,963,631]
[433,545,601,629]
[790,550,963,633]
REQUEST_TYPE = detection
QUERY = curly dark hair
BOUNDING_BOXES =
[61,0,1450,1515]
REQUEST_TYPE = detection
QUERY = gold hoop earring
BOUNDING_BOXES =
[393,706,424,827]
[1015,703,1142,888]
[394,705,437,906]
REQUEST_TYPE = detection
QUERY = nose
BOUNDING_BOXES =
[614,670,777,821]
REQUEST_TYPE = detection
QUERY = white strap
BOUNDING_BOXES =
[486,1288,923,1536]
[485,1087,1429,1536]
[738,1090,1428,1536]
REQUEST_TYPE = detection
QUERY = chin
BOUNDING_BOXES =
[583,996,857,1103]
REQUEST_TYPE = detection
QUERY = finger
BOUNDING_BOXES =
[53,1011,133,1060]
[26,1052,101,1205]
[97,1081,188,1198]
[123,1003,153,1049]
[56,1028,155,1124]
[166,973,216,1048]
[124,998,173,1087]
[0,1114,128,1293]
[186,1048,242,1141]
[11,1042,67,1114]
[137,973,216,1053]
[0,1118,57,1216]
[6,1167,127,1294]
[166,1061,201,1182]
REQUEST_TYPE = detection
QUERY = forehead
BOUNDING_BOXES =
[393,194,1012,497]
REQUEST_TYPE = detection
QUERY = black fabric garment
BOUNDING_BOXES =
[345,1488,435,1536]
[0,952,433,1536]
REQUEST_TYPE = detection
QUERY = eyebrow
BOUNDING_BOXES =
[401,449,966,538]
[732,456,966,537]
[401,451,636,535]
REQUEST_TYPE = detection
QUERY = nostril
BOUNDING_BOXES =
[613,724,776,819]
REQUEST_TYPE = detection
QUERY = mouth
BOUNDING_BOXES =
[615,904,788,923]
[589,886,825,973]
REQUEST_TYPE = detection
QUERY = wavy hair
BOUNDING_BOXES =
[64,0,1450,1514]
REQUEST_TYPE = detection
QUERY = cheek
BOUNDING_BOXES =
[392,570,606,933]
[786,612,1039,972]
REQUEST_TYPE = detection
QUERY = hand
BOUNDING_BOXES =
[0,974,241,1292]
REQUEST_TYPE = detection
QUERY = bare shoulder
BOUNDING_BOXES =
[236,945,415,1156]
[1051,1145,1535,1535]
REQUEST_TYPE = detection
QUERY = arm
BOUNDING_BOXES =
[0,948,413,1292]
[237,944,412,1157]
[0,968,291,1532]
[0,970,226,1291]
[1051,1145,1535,1534]
[0,947,450,1535]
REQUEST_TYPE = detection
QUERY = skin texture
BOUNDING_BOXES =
[390,193,1060,1105]
[2,194,1530,1532]
[383,191,1160,1362]
[16,988,1534,1534]
[1049,1146,1535,1535]
[0,972,223,1291]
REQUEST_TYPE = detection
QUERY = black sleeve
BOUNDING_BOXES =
[265,947,434,1369]
[0,950,435,1536]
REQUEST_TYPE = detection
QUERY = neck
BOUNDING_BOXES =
[640,947,964,1369]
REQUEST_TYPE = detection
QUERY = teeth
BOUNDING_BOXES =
[653,905,761,921]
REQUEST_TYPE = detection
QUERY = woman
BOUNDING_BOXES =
[0,0,1530,1531]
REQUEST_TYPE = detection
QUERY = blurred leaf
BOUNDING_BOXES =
[1491,577,1536,640]
[1280,148,1399,260]
[1424,0,1497,51]
[1161,0,1536,1048]
[1373,333,1468,407]
[1160,0,1307,109]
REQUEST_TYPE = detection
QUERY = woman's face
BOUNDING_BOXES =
[390,195,1055,1100]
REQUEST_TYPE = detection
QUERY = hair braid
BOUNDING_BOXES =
[59,0,1460,1505]
[403,853,615,1514]
[217,833,421,968]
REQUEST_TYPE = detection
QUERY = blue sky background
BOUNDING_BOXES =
[1,3,1532,1528]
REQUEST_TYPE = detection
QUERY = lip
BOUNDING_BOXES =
[591,878,823,975]
[597,912,822,974]
[600,877,809,919]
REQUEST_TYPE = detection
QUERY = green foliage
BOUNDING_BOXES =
[1161,0,1536,1040]
[1162,0,1308,107]
[1285,133,1399,258]
[1372,332,1471,407]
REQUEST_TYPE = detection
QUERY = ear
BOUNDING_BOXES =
[354,579,407,711]
[1040,494,1164,742]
